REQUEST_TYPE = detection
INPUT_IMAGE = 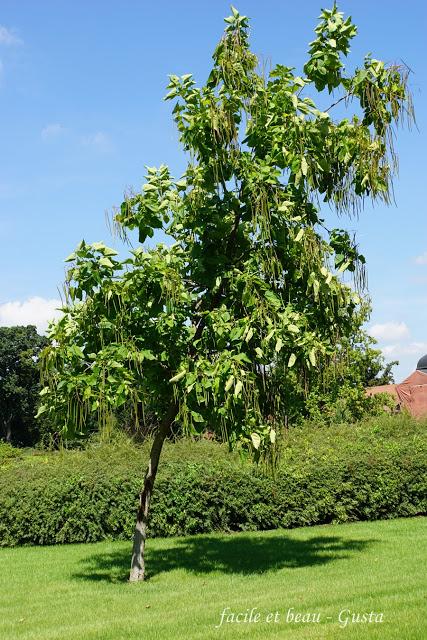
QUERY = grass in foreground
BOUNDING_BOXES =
[0,517,425,640]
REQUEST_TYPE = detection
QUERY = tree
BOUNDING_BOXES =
[0,326,48,445]
[39,5,413,580]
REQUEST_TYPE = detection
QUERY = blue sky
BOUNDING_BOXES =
[0,0,426,380]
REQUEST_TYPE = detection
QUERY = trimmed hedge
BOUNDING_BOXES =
[0,415,426,546]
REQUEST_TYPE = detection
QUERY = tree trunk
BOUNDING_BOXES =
[129,405,176,582]
[4,417,12,443]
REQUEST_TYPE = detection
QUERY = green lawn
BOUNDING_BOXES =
[0,517,425,639]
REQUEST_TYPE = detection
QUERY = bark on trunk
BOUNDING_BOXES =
[5,417,12,443]
[129,405,176,582]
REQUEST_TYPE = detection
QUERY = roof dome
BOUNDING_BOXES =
[416,354,427,373]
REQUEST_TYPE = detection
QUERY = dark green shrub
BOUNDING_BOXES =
[0,416,425,546]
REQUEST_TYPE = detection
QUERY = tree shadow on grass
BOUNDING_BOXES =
[72,531,377,583]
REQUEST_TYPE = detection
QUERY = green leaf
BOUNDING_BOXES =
[169,370,186,383]
[35,405,47,418]
[301,157,308,176]
[225,375,234,392]
[288,353,297,368]
[251,432,261,450]
[233,352,251,364]
[245,327,254,343]
[309,348,316,367]
[338,259,351,273]
[234,380,243,397]
[103,247,118,256]
[265,330,275,342]
[70,345,84,358]
[141,350,155,361]
[313,279,320,299]
[265,290,281,309]
[138,226,149,243]
[275,337,283,353]
[191,411,204,423]
[99,257,114,268]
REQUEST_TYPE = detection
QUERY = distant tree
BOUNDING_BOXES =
[363,351,398,387]
[266,302,399,425]
[0,326,48,445]
[307,324,399,423]
[39,5,413,580]
[322,305,399,390]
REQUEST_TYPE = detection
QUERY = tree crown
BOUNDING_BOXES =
[39,5,413,455]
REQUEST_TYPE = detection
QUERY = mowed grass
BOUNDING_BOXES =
[0,517,425,640]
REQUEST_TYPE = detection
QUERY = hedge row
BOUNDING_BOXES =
[0,415,426,546]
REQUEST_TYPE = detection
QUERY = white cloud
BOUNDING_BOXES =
[0,297,62,334]
[382,342,427,357]
[369,321,410,342]
[41,123,65,140]
[369,321,426,379]
[40,126,112,151]
[81,131,112,152]
[415,252,427,265]
[0,25,23,46]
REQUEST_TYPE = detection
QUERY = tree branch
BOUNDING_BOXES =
[325,91,352,112]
